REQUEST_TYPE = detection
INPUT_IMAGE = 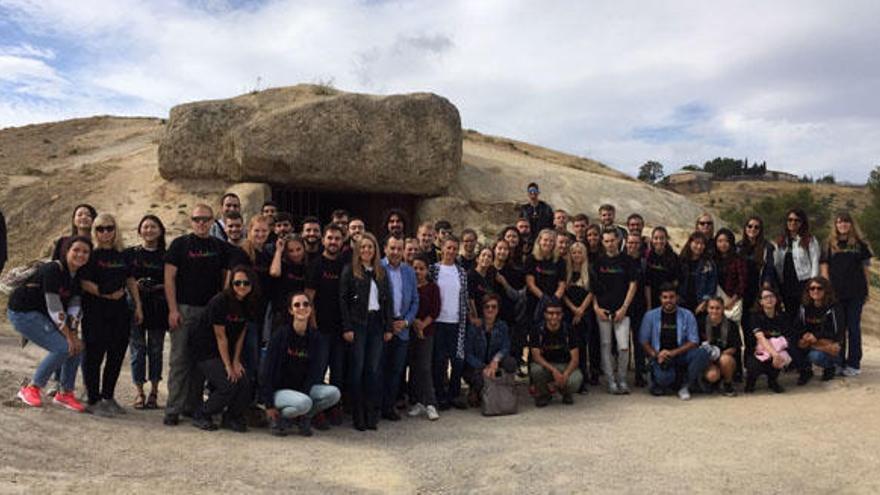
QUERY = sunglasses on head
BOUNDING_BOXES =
[192,216,213,223]
[232,280,251,287]
[95,225,115,233]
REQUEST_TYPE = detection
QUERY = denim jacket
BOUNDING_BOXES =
[464,320,511,370]
[639,306,700,351]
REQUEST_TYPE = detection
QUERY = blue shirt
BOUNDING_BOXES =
[639,306,699,351]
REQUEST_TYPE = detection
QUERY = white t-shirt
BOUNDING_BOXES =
[365,268,380,311]
[436,264,461,324]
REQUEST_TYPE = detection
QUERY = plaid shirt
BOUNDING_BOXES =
[717,254,747,298]
[430,262,468,360]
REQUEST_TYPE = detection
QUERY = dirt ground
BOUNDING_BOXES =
[0,316,878,494]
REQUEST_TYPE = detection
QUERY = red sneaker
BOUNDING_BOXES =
[17,385,42,407]
[53,391,86,413]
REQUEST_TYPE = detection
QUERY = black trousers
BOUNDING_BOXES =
[745,354,781,382]
[82,298,130,404]
[196,358,252,420]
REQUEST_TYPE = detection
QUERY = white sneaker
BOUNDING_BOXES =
[843,367,861,377]
[407,403,426,417]
[425,405,440,421]
[678,386,691,401]
[608,381,620,395]
[618,381,631,395]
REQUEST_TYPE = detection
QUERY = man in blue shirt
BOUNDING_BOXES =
[639,283,709,400]
[380,235,419,420]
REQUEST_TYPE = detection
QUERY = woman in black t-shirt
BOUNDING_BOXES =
[467,246,497,326]
[80,213,142,417]
[564,241,595,391]
[820,212,873,376]
[190,266,260,432]
[699,297,741,396]
[126,215,168,410]
[585,224,602,264]
[500,226,525,267]
[239,214,273,384]
[792,276,844,383]
[745,288,790,394]
[524,229,566,325]
[8,237,91,412]
[645,226,679,310]
[262,292,341,437]
[51,203,96,261]
[269,234,308,327]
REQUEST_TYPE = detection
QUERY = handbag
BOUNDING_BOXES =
[716,286,743,323]
[481,369,518,416]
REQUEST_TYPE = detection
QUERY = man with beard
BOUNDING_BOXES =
[209,193,241,242]
[301,216,323,262]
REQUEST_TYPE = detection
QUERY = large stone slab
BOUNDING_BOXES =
[158,85,462,195]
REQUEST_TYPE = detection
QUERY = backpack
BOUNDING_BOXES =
[0,259,50,295]
[481,369,518,417]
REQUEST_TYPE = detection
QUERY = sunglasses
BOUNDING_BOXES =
[192,216,213,223]
[787,217,802,223]
[698,221,713,226]
[527,188,539,194]
[746,223,761,230]
[95,225,116,233]
[293,302,311,308]
[808,286,823,292]
[232,280,251,287]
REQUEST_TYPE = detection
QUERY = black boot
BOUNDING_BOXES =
[768,376,785,394]
[744,374,756,393]
[352,401,367,431]
[797,368,813,386]
[365,403,378,430]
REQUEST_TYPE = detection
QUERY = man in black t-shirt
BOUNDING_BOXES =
[304,224,346,424]
[529,301,582,406]
[163,204,231,426]
[519,182,554,236]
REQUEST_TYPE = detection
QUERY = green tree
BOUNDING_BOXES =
[638,160,665,183]
[859,166,880,252]
[721,187,832,242]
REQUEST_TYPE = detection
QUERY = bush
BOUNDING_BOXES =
[720,187,832,243]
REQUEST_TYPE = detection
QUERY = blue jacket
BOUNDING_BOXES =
[465,320,511,370]
[678,258,717,306]
[639,306,700,351]
[381,258,419,341]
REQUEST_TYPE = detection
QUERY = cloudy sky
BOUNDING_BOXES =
[1,0,878,182]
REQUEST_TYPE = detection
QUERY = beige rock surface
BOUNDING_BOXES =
[158,85,462,196]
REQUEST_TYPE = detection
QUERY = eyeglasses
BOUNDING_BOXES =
[232,280,251,287]
[698,221,713,226]
[293,302,311,308]
[95,225,116,233]
[760,294,776,300]
[746,224,761,230]
[808,286,823,292]
[787,217,802,224]
[192,216,213,223]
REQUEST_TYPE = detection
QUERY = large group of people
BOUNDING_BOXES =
[3,181,873,437]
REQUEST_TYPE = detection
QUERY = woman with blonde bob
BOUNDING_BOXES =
[524,229,566,325]
[820,212,873,376]
[80,213,143,416]
[563,241,594,392]
[339,232,394,431]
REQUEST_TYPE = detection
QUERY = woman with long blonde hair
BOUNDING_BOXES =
[820,212,873,376]
[80,213,143,416]
[564,241,594,392]
[525,229,566,326]
[339,232,393,430]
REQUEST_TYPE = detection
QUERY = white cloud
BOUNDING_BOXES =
[1,0,878,182]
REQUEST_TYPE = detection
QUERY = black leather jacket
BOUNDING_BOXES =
[339,264,394,332]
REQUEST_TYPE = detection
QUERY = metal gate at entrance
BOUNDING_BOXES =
[271,186,418,236]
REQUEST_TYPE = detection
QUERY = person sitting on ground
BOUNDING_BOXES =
[464,294,517,407]
[188,265,258,432]
[639,283,710,400]
[262,292,341,437]
[699,297,741,397]
[791,276,843,384]
[8,237,91,412]
[745,287,791,394]
[529,300,582,407]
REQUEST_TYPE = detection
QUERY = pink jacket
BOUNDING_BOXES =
[755,336,792,366]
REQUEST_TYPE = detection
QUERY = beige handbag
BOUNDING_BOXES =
[716,286,743,323]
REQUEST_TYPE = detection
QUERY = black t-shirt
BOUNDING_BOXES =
[467,268,496,317]
[458,255,477,273]
[251,247,273,307]
[165,234,230,306]
[564,271,590,307]
[821,240,872,300]
[799,304,839,341]
[699,316,742,350]
[497,263,524,325]
[646,249,679,304]
[274,260,308,312]
[126,246,165,285]
[8,261,80,315]
[306,255,345,333]
[277,327,314,393]
[190,293,249,362]
[524,255,566,299]
[751,312,789,340]
[593,253,636,311]
[660,310,678,350]
[80,248,131,297]
[530,323,577,364]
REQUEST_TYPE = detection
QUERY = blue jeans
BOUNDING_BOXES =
[432,322,464,405]
[8,309,81,391]
[840,298,865,369]
[274,385,341,419]
[348,313,385,407]
[381,335,409,412]
[130,325,165,385]
[650,347,710,390]
[808,349,836,370]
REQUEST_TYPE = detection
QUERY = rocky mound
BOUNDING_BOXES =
[158,85,462,196]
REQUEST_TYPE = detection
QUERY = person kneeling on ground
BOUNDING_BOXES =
[639,283,710,400]
[699,297,742,397]
[262,292,341,437]
[791,276,843,385]
[188,266,257,432]
[529,299,582,407]
[464,294,518,407]
[745,287,791,394]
